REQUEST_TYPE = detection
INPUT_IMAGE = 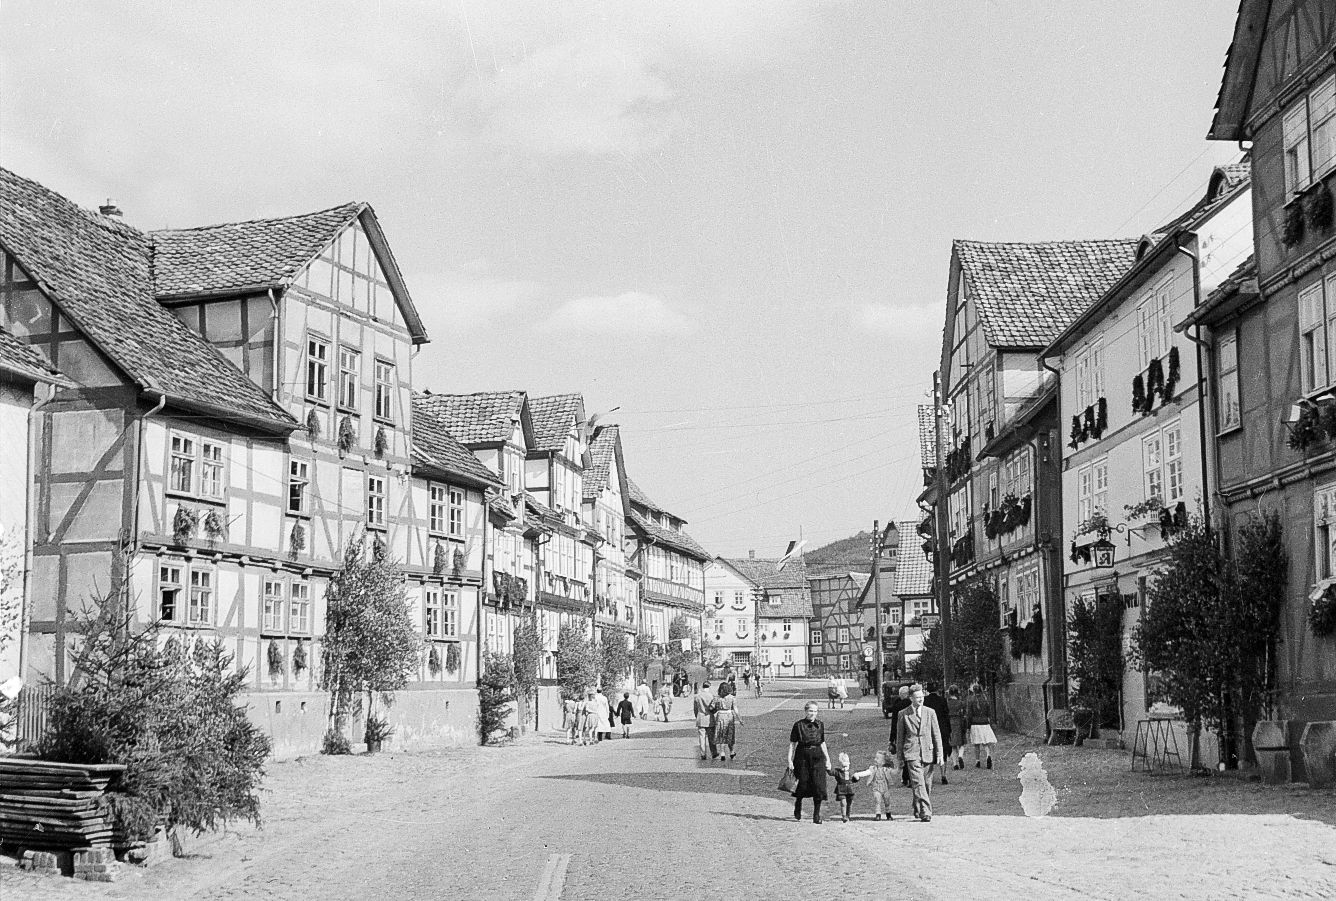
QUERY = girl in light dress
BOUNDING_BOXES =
[852,750,897,821]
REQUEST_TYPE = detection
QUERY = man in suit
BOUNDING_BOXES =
[892,683,944,822]
[693,682,718,760]
[924,683,953,785]
[887,684,912,785]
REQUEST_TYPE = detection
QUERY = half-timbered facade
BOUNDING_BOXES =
[627,480,709,647]
[807,569,868,678]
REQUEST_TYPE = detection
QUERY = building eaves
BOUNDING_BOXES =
[529,393,585,454]
[1178,255,1259,330]
[1207,0,1271,142]
[410,394,504,488]
[414,390,529,446]
[629,511,710,562]
[0,327,70,386]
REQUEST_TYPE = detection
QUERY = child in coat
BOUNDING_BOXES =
[830,751,859,822]
[617,692,636,738]
[852,750,897,821]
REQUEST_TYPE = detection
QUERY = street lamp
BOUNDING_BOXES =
[870,520,901,694]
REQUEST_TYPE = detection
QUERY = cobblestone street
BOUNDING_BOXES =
[5,681,1336,900]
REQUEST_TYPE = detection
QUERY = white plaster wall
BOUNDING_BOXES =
[0,385,32,683]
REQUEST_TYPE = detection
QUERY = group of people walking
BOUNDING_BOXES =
[692,680,744,761]
[787,681,996,824]
[564,681,666,745]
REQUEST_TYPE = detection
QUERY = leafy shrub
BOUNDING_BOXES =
[321,728,352,756]
[477,652,514,745]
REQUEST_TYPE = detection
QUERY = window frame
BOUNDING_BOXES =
[373,358,395,423]
[169,434,195,495]
[1284,73,1336,195]
[262,579,286,633]
[187,567,214,626]
[811,629,822,645]
[158,562,183,622]
[1217,329,1241,433]
[448,487,464,538]
[337,346,360,412]
[288,458,310,516]
[290,581,311,634]
[305,334,330,403]
[367,474,387,529]
[428,484,447,536]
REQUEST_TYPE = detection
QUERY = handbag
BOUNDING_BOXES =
[777,767,798,793]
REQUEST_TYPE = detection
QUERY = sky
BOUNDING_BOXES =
[0,1,1244,558]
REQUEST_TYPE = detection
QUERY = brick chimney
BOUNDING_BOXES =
[98,199,122,217]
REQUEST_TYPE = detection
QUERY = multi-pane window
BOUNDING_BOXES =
[713,591,725,609]
[442,591,458,637]
[338,347,359,410]
[785,648,795,666]
[782,618,792,636]
[713,617,724,635]
[811,630,822,645]
[730,591,746,610]
[448,488,464,538]
[735,617,748,635]
[1016,565,1040,620]
[1137,278,1174,367]
[374,360,394,422]
[425,587,442,637]
[158,563,183,621]
[1004,448,1031,500]
[1076,338,1105,408]
[288,460,309,514]
[1298,275,1336,395]
[429,484,447,535]
[263,579,285,632]
[987,471,999,511]
[1218,330,1240,431]
[1076,457,1108,524]
[1284,74,1336,194]
[199,442,224,499]
[367,475,386,527]
[306,336,329,402]
[1316,483,1336,580]
[911,598,932,619]
[837,627,849,644]
[169,435,195,493]
[188,569,214,625]
[1143,421,1184,504]
[290,582,310,633]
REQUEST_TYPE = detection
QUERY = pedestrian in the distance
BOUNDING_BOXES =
[579,691,598,746]
[712,682,742,760]
[892,683,943,822]
[787,701,832,823]
[924,683,953,785]
[636,680,652,720]
[743,667,752,689]
[752,669,763,697]
[852,750,897,821]
[617,691,635,739]
[563,696,579,745]
[594,688,613,743]
[857,669,869,698]
[966,682,997,769]
[830,751,858,822]
[693,682,719,760]
[656,683,673,721]
[605,689,618,738]
[947,685,967,770]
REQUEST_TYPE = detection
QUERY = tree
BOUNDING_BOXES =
[477,651,514,745]
[556,621,597,702]
[1067,592,1123,734]
[666,614,704,673]
[38,590,269,842]
[954,580,1005,688]
[1132,511,1287,769]
[628,632,654,683]
[599,628,631,693]
[511,611,542,732]
[320,537,422,743]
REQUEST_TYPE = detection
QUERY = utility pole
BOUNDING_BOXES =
[871,520,901,689]
[934,371,955,686]
[752,584,763,678]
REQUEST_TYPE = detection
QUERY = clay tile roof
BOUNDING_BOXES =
[414,390,526,445]
[410,395,503,487]
[917,405,936,467]
[1208,254,1258,304]
[0,167,295,431]
[583,425,620,501]
[891,519,934,596]
[150,203,362,299]
[0,326,68,385]
[627,478,662,513]
[528,393,584,453]
[955,239,1140,348]
[629,511,710,561]
[721,557,811,617]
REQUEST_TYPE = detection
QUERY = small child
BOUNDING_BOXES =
[830,751,859,822]
[617,692,636,738]
[563,697,579,745]
[852,750,897,821]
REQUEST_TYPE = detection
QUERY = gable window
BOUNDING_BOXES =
[730,591,746,610]
[169,435,195,493]
[306,336,329,402]
[367,475,386,528]
[713,591,725,609]
[263,579,285,632]
[1218,330,1241,431]
[288,459,310,515]
[290,582,310,633]
[338,347,359,410]
[448,487,464,538]
[374,360,394,422]
[158,562,183,621]
[429,485,447,535]
[767,592,780,606]
[188,568,214,625]
[1284,74,1336,194]
[1298,276,1336,395]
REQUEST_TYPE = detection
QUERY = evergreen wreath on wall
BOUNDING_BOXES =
[428,644,442,676]
[433,542,447,576]
[1310,583,1336,637]
[1305,182,1334,233]
[337,415,356,455]
[374,426,389,458]
[293,641,308,675]
[1132,374,1146,413]
[267,639,284,678]
[445,642,461,674]
[306,409,321,441]
[289,522,306,559]
[203,509,226,544]
[1283,201,1306,247]
[172,505,199,545]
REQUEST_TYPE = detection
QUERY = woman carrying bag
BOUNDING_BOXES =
[786,701,833,823]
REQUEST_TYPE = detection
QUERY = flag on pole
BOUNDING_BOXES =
[776,539,807,571]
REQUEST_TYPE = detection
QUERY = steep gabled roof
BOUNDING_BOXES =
[629,511,710,562]
[152,203,428,344]
[0,326,69,386]
[0,166,295,432]
[892,523,934,597]
[528,393,584,453]
[627,478,662,513]
[583,424,623,502]
[917,404,937,468]
[410,394,504,488]
[954,239,1141,349]
[414,390,531,446]
[717,557,811,617]
[1208,0,1272,142]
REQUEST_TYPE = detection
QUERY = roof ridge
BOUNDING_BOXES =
[149,201,364,235]
[955,237,1140,247]
[417,389,526,399]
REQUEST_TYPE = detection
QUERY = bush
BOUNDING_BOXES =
[37,597,270,841]
[477,652,515,745]
[556,622,597,702]
[322,728,352,756]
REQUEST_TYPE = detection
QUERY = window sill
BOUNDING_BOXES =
[165,490,226,507]
[160,621,218,630]
[305,396,330,408]
[287,509,312,520]
[1216,423,1243,438]
[366,522,387,532]
[373,417,395,427]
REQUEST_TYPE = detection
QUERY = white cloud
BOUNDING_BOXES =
[545,291,693,336]
[851,300,944,342]
[411,261,547,337]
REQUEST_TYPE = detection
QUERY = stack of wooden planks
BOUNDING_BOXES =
[0,758,125,849]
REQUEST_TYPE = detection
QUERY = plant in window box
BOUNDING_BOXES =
[289,522,306,560]
[374,426,389,458]
[337,415,356,455]
[203,509,226,545]
[444,641,461,675]
[428,644,442,676]
[1309,583,1336,637]
[305,409,321,441]
[1305,181,1334,232]
[172,505,198,545]
[363,713,395,753]
[1283,201,1306,247]
[267,639,283,678]
[1082,404,1097,439]
[1074,511,1109,537]
[1146,357,1165,409]
[293,641,308,675]
[1124,496,1163,522]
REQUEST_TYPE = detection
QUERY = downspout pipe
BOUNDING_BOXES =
[1174,239,1212,532]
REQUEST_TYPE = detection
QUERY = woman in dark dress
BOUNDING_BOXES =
[787,700,833,823]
